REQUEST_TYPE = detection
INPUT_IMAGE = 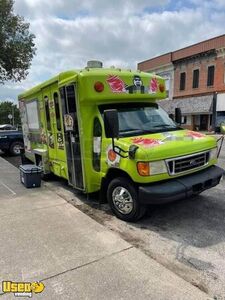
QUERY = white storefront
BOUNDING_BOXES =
[216,93,225,128]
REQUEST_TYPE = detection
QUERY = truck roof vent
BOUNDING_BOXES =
[86,60,103,68]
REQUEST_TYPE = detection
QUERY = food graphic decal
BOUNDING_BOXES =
[149,78,158,93]
[131,137,163,147]
[106,144,121,166]
[186,131,205,139]
[106,75,127,93]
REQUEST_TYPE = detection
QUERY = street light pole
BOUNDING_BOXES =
[12,106,14,127]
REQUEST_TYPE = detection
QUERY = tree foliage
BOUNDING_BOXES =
[0,0,36,83]
[0,101,21,125]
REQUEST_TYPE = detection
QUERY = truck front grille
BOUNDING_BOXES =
[166,151,210,175]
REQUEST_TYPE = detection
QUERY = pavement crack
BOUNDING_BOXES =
[40,246,133,283]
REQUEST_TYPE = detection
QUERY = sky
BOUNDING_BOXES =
[1,0,225,103]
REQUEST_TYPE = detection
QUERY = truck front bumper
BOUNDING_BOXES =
[139,166,224,205]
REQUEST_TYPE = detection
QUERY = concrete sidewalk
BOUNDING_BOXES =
[0,157,211,299]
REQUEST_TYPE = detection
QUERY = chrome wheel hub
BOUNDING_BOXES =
[13,145,21,154]
[112,186,133,214]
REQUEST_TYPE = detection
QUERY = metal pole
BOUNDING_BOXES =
[212,92,217,132]
[12,106,14,127]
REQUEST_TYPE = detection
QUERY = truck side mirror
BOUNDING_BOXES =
[175,108,182,124]
[104,109,119,138]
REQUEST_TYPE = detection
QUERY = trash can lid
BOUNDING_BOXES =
[19,164,42,173]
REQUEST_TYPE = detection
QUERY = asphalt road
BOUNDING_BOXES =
[1,137,225,299]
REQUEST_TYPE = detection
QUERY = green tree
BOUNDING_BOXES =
[0,0,36,83]
[0,101,21,126]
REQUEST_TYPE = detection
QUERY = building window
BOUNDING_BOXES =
[192,69,199,88]
[180,72,186,90]
[182,116,187,124]
[207,65,215,86]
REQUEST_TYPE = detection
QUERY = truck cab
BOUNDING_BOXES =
[18,61,224,221]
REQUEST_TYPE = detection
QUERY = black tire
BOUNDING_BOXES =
[36,158,50,180]
[9,141,23,156]
[107,177,146,222]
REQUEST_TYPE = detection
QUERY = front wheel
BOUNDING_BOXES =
[107,177,146,222]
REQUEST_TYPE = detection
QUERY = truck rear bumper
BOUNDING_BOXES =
[139,166,224,205]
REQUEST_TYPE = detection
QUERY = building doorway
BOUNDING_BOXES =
[192,114,210,131]
[200,115,208,131]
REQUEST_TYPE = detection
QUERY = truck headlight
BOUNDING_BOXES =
[137,160,167,176]
[150,160,168,175]
[210,148,217,160]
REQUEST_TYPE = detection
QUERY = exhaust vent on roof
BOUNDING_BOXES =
[87,60,103,68]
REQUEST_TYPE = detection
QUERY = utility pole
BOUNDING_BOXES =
[212,92,217,132]
[12,106,15,127]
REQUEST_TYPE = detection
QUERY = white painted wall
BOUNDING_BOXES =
[217,93,225,111]
[186,115,192,125]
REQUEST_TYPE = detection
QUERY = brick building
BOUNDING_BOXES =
[138,34,225,131]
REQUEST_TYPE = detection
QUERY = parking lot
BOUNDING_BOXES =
[1,137,225,299]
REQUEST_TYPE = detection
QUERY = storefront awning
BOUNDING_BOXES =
[158,95,214,114]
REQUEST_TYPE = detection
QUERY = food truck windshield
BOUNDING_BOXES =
[99,103,181,137]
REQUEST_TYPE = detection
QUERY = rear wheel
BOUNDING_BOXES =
[107,177,146,222]
[9,141,23,156]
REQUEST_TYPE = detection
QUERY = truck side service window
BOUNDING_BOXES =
[54,92,61,131]
[26,100,40,130]
[93,117,102,172]
[44,96,51,131]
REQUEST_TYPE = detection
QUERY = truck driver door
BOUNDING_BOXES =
[60,84,84,190]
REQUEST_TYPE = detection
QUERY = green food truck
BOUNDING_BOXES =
[19,61,224,221]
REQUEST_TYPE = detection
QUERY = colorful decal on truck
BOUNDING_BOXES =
[186,131,205,139]
[149,78,158,93]
[57,133,64,150]
[49,100,54,109]
[131,137,163,147]
[106,145,121,166]
[106,75,127,93]
[40,126,47,144]
[125,75,145,94]
[64,114,74,131]
[106,75,161,95]
[48,133,54,148]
